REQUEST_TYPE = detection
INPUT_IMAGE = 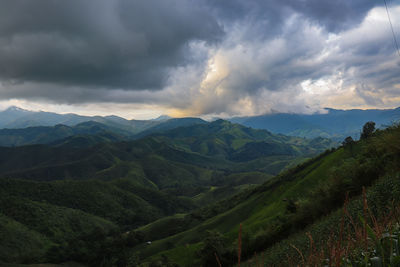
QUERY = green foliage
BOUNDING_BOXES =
[135,123,400,266]
[0,213,51,263]
[247,124,400,266]
[256,174,400,266]
[0,178,196,229]
[199,231,230,267]
[361,121,376,139]
[342,135,354,146]
[0,119,337,265]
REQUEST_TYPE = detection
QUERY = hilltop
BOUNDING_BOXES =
[1,110,399,266]
[0,119,337,265]
[130,122,400,266]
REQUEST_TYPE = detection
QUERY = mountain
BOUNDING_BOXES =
[151,115,173,121]
[147,119,336,164]
[3,106,400,142]
[0,119,337,265]
[0,121,130,147]
[131,122,400,266]
[230,107,400,140]
[0,106,208,139]
[0,106,33,127]
[0,120,335,182]
[0,106,162,134]
[134,117,207,138]
[0,106,91,128]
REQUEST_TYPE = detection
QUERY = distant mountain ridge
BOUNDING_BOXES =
[0,106,158,132]
[0,106,206,140]
[230,107,400,140]
[0,121,128,147]
[2,106,399,141]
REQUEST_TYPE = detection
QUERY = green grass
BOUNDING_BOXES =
[134,148,344,263]
[0,119,338,265]
[132,139,368,265]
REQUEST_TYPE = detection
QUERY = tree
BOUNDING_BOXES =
[342,136,354,147]
[199,231,226,267]
[360,121,375,139]
[342,136,354,146]
[342,136,355,156]
[285,199,297,213]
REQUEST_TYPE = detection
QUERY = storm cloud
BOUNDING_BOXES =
[0,0,222,89]
[0,0,399,117]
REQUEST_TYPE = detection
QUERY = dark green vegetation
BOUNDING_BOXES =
[231,107,400,140]
[0,120,335,182]
[0,119,336,266]
[131,123,400,266]
[2,115,399,266]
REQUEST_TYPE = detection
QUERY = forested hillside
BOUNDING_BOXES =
[0,120,336,266]
[131,123,400,266]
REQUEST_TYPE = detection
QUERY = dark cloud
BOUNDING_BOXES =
[0,0,223,89]
[206,0,378,35]
[0,0,398,116]
[284,0,379,32]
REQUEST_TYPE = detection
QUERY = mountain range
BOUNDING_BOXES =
[128,121,400,266]
[1,106,400,266]
[1,114,398,266]
[0,117,337,265]
[2,106,400,141]
[230,107,400,140]
[0,106,199,135]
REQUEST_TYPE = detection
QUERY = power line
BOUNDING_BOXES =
[383,0,400,57]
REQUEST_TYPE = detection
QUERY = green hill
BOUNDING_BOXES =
[0,177,196,265]
[131,123,400,266]
[0,120,335,183]
[0,120,337,266]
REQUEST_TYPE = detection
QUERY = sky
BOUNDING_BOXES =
[0,0,399,119]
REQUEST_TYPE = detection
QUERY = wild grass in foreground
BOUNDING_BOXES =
[286,188,400,267]
[241,185,400,267]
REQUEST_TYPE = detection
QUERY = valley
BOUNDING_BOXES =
[0,107,399,266]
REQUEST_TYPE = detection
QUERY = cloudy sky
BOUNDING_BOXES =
[0,0,399,119]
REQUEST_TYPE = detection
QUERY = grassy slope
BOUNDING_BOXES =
[249,173,400,266]
[133,148,344,264]
[249,125,400,266]
[137,125,400,266]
